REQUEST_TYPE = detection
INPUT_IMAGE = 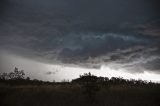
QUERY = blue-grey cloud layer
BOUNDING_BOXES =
[0,0,160,73]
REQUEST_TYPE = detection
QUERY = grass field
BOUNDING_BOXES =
[0,83,160,106]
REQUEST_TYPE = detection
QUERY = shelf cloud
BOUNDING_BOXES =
[0,0,160,79]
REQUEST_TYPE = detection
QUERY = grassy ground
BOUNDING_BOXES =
[0,84,160,106]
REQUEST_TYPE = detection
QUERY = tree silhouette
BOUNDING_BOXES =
[74,72,100,103]
[0,67,25,80]
[12,67,25,79]
[0,73,8,80]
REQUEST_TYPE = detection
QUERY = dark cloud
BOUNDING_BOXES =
[136,23,160,37]
[45,71,56,75]
[0,0,9,14]
[77,46,160,73]
[0,0,160,34]
[0,0,160,74]
[144,59,160,72]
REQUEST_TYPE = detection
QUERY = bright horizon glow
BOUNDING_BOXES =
[100,65,160,83]
[0,51,160,83]
[47,64,160,83]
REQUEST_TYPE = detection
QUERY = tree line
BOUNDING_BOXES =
[0,67,159,86]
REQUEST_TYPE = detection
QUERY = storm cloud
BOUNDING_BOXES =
[0,0,160,75]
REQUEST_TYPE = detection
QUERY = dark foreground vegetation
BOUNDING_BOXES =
[0,68,160,106]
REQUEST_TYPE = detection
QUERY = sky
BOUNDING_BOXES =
[0,0,160,82]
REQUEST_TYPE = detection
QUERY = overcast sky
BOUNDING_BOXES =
[0,0,160,82]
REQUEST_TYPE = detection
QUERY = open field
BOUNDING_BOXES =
[0,83,160,106]
[0,71,160,106]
